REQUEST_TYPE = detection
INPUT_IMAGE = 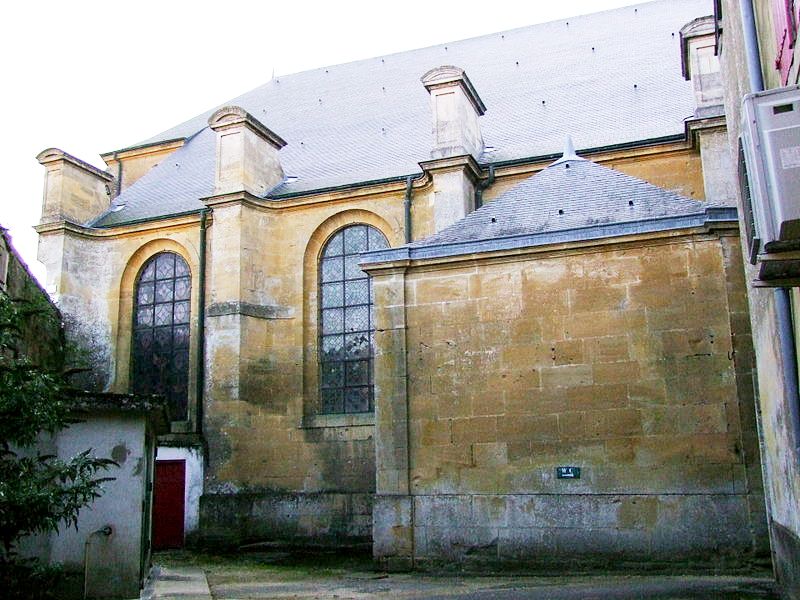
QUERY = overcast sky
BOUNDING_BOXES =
[2,0,647,283]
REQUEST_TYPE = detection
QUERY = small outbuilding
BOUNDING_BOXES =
[22,392,169,599]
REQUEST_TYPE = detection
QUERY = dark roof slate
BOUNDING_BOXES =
[95,129,214,226]
[409,156,712,249]
[359,156,736,264]
[93,0,710,228]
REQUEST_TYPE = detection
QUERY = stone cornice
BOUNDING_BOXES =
[80,138,706,231]
[34,212,209,238]
[361,208,739,272]
[100,138,186,164]
[36,148,114,181]
[403,227,739,275]
[359,259,411,277]
[203,177,430,211]
[418,154,482,182]
[208,105,287,150]
[685,113,728,145]
[200,189,267,210]
[267,173,431,204]
[421,65,487,115]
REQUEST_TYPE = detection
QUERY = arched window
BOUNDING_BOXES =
[319,225,389,414]
[132,252,191,420]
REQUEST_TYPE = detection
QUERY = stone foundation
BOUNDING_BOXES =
[198,491,373,548]
[403,493,759,570]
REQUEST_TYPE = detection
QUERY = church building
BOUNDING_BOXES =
[34,0,770,569]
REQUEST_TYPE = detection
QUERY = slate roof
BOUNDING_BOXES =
[93,0,711,228]
[412,155,715,248]
[97,129,216,226]
[362,154,737,263]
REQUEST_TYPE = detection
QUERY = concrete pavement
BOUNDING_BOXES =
[141,566,212,600]
[142,564,777,599]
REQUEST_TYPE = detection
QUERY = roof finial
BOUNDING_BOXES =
[563,135,578,160]
[551,135,586,166]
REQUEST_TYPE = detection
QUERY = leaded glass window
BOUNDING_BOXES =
[132,252,191,421]
[319,225,389,413]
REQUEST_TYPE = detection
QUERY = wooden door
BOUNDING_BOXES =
[153,460,185,549]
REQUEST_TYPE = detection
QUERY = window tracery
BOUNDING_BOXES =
[318,225,388,413]
[132,251,191,420]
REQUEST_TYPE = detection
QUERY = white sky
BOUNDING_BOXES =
[1,0,646,283]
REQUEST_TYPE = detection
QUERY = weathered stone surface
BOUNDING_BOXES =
[199,491,373,548]
[372,234,767,566]
[373,495,413,561]
[410,493,755,567]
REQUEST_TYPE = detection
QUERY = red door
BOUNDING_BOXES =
[153,460,185,549]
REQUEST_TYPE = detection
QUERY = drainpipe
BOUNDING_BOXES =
[739,0,764,93]
[195,209,209,435]
[775,289,800,459]
[403,176,413,243]
[739,0,800,458]
[474,164,496,210]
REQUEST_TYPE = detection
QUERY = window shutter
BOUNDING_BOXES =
[773,0,796,84]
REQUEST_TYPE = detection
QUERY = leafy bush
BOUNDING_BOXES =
[0,293,115,596]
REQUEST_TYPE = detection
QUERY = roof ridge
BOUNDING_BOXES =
[136,0,674,148]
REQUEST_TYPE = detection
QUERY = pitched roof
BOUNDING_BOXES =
[411,154,714,248]
[362,155,736,263]
[93,0,710,228]
[97,129,216,226]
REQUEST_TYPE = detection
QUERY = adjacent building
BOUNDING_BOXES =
[717,1,800,598]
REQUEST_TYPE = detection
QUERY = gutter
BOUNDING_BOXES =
[269,174,415,200]
[479,134,687,170]
[93,208,207,230]
[267,135,688,201]
[739,0,800,461]
[95,136,694,230]
[363,207,737,265]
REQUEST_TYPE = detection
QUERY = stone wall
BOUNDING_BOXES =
[371,231,767,569]
[1,228,63,370]
[199,491,373,549]
[719,1,800,597]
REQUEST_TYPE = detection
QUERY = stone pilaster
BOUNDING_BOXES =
[419,154,482,234]
[368,263,414,570]
[202,105,290,431]
[200,195,295,474]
